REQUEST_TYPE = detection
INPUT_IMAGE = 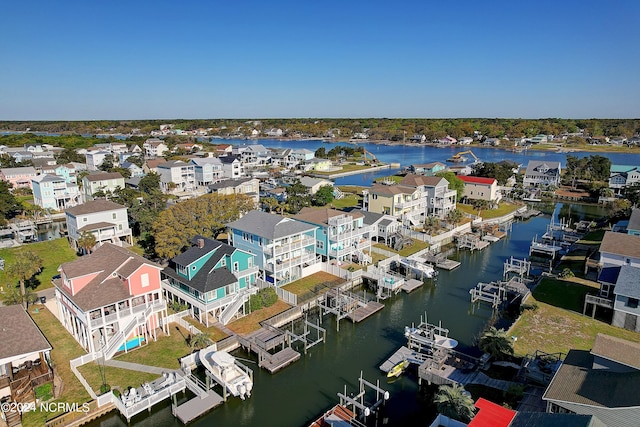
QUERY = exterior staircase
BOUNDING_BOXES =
[102,305,154,360]
[2,402,22,427]
[219,293,246,325]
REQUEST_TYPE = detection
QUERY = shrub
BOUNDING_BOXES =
[250,288,278,311]
[34,383,53,401]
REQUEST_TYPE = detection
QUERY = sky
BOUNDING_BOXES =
[1,0,639,120]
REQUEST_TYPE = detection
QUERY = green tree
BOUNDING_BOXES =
[189,333,212,351]
[433,384,476,423]
[312,185,335,206]
[0,180,22,226]
[77,231,97,255]
[56,147,85,164]
[98,154,116,171]
[423,216,440,235]
[1,285,39,307]
[315,147,326,158]
[6,250,43,307]
[285,179,312,213]
[624,183,640,207]
[447,208,464,227]
[478,327,514,360]
[262,196,279,213]
[153,193,255,259]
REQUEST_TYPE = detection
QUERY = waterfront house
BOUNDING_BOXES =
[400,174,457,219]
[543,334,640,427]
[0,166,37,190]
[31,174,81,210]
[598,231,640,268]
[608,165,640,194]
[303,158,333,172]
[610,266,640,331]
[358,210,400,246]
[529,134,549,144]
[143,138,169,158]
[207,177,260,207]
[157,160,196,194]
[11,151,33,163]
[363,183,426,227]
[65,199,133,252]
[214,144,233,156]
[175,142,203,153]
[294,207,372,265]
[54,243,167,358]
[268,148,293,168]
[627,208,640,236]
[0,305,53,404]
[523,161,561,187]
[191,157,223,187]
[82,171,125,201]
[290,148,315,163]
[227,210,321,286]
[219,155,244,179]
[299,176,334,195]
[408,162,446,176]
[457,175,500,203]
[265,128,284,137]
[144,158,167,174]
[161,236,259,326]
[232,144,271,167]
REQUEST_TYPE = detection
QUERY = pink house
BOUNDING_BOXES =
[54,243,167,359]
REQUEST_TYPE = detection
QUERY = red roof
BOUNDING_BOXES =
[458,175,496,185]
[468,398,516,427]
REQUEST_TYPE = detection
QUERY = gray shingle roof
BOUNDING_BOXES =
[510,412,605,427]
[208,177,255,190]
[65,199,126,216]
[600,231,640,259]
[226,210,316,239]
[171,236,226,266]
[0,305,52,360]
[591,333,640,370]
[543,349,640,408]
[84,172,124,181]
[613,265,640,298]
[628,208,640,232]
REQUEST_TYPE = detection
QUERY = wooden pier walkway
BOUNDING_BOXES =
[259,347,301,373]
[401,278,423,293]
[348,301,384,322]
[173,391,224,424]
[418,359,516,391]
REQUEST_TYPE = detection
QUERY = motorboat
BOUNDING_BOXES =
[399,257,438,279]
[404,325,458,349]
[199,349,253,399]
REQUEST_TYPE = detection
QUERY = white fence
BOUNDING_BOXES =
[256,279,298,305]
[69,353,98,400]
[321,263,363,282]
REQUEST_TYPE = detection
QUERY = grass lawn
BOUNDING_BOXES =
[227,300,292,335]
[577,229,606,245]
[457,202,520,219]
[532,277,600,313]
[282,271,344,295]
[374,239,430,257]
[509,296,640,357]
[366,250,388,266]
[336,186,368,196]
[330,194,361,209]
[0,239,77,292]
[374,175,403,184]
[23,307,91,427]
[115,324,192,369]
[77,363,159,395]
[314,164,377,175]
[182,316,229,342]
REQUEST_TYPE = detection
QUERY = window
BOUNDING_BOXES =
[221,258,226,267]
[118,224,122,230]
[140,273,149,288]
[233,262,239,272]
[177,264,187,275]
[242,232,248,241]
[627,298,639,309]
[83,217,88,222]
[317,241,324,250]
[248,258,253,267]
[626,258,631,266]
[112,213,117,219]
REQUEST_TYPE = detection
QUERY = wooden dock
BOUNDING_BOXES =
[348,301,384,322]
[260,347,301,373]
[173,391,224,424]
[379,346,426,373]
[401,278,423,293]
[435,259,461,270]
[421,252,460,270]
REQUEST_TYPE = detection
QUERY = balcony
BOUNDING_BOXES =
[88,299,165,330]
[395,198,426,210]
[269,252,317,271]
[266,236,316,256]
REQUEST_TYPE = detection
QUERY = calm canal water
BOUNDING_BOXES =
[90,203,606,427]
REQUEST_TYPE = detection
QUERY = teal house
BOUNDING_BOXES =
[161,236,259,326]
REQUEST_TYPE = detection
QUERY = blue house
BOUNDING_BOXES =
[227,210,320,286]
[408,162,447,176]
[161,236,259,326]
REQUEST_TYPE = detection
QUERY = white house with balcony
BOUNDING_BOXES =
[31,174,81,210]
[85,150,115,171]
[363,183,426,227]
[609,165,640,194]
[65,199,133,252]
[523,161,562,187]
[191,157,223,187]
[227,210,321,287]
[157,160,196,194]
[54,243,167,359]
[143,138,169,158]
[400,174,456,219]
[294,208,372,265]
[161,236,259,326]
[220,155,244,179]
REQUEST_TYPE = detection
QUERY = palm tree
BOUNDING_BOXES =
[1,284,39,307]
[6,250,43,308]
[447,208,464,228]
[423,216,440,236]
[77,231,97,255]
[262,196,279,213]
[478,326,514,360]
[433,384,476,423]
[190,333,212,351]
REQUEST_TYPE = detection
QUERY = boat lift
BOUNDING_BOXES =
[337,372,390,421]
